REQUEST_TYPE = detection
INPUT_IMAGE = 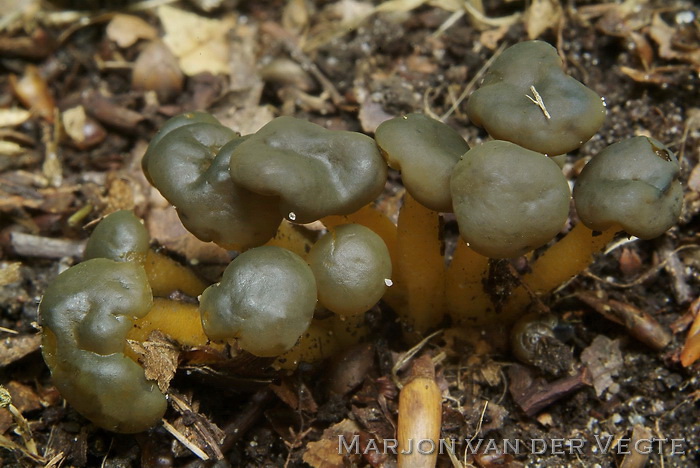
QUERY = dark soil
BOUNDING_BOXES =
[1,0,699,467]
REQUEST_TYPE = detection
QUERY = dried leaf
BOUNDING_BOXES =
[649,13,700,66]
[0,334,41,367]
[0,108,31,127]
[145,205,230,264]
[479,24,510,50]
[580,335,623,397]
[9,65,55,123]
[619,65,674,84]
[0,262,22,286]
[158,5,235,76]
[303,419,361,468]
[525,0,562,40]
[106,14,157,48]
[132,41,184,102]
[128,331,179,394]
[3,382,42,414]
[0,141,24,156]
[62,105,106,149]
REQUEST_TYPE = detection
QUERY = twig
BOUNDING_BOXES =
[391,329,443,389]
[440,43,507,121]
[162,419,210,461]
[526,85,552,119]
[10,232,85,259]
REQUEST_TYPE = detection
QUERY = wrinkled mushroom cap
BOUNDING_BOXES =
[573,136,682,239]
[466,40,606,156]
[308,224,392,316]
[83,210,149,263]
[200,246,317,357]
[375,113,469,212]
[229,116,388,223]
[450,140,571,258]
[39,259,166,433]
[143,114,283,250]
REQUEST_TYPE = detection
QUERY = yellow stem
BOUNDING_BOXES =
[392,194,445,333]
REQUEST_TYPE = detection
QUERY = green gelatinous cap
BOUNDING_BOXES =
[200,246,317,357]
[573,136,683,239]
[375,113,469,212]
[450,140,571,258]
[308,224,392,316]
[143,113,283,250]
[39,259,166,433]
[142,111,220,185]
[466,40,606,156]
[228,116,388,223]
[83,210,149,263]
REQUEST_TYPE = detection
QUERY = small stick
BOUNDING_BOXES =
[162,419,209,461]
[526,85,551,119]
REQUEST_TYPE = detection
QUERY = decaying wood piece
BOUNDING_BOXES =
[577,291,672,350]
[508,364,590,417]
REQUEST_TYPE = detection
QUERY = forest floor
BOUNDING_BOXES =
[1,0,699,467]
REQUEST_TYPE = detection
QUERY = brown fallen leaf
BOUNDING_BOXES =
[132,41,184,103]
[0,262,22,287]
[128,330,180,394]
[525,0,562,40]
[106,14,157,48]
[303,419,362,468]
[580,335,623,397]
[9,65,55,123]
[508,364,590,416]
[649,13,700,67]
[0,335,41,367]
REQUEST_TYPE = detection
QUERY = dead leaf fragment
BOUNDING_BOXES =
[525,0,562,40]
[158,5,235,76]
[0,262,22,286]
[0,141,24,156]
[132,41,184,102]
[0,108,31,128]
[0,334,41,367]
[61,105,106,149]
[9,65,55,123]
[128,331,179,393]
[106,14,157,48]
[303,419,361,468]
[580,335,622,397]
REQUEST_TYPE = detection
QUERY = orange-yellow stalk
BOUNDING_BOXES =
[390,194,445,333]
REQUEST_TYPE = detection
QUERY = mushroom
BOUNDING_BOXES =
[375,113,469,212]
[450,140,571,258]
[466,40,606,156]
[228,116,387,223]
[199,246,317,357]
[308,224,392,316]
[573,136,683,239]
[83,209,149,263]
[142,112,283,250]
[39,259,166,433]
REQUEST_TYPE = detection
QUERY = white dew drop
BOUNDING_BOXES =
[288,212,297,221]
[384,278,393,287]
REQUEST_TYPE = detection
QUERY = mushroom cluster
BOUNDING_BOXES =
[38,40,684,433]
